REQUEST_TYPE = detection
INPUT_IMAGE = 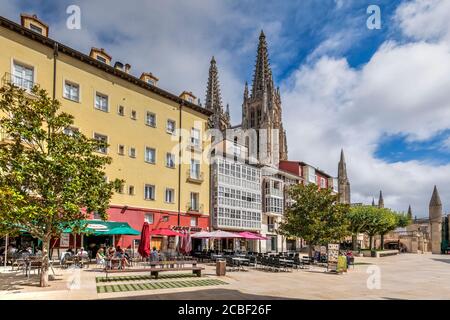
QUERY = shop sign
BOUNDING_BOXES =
[60,233,70,248]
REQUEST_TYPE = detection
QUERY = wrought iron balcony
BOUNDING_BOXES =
[186,203,204,214]
[2,72,35,92]
[186,169,204,183]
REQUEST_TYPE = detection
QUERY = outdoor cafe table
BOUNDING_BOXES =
[232,257,249,271]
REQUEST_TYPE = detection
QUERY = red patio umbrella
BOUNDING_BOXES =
[238,231,268,240]
[138,222,151,258]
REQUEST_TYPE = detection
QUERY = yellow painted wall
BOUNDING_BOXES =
[0,26,210,215]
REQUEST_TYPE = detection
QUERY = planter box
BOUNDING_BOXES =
[361,250,399,258]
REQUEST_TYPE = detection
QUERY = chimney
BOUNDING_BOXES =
[20,13,49,37]
[114,61,124,71]
[124,63,131,74]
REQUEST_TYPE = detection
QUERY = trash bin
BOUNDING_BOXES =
[216,259,226,276]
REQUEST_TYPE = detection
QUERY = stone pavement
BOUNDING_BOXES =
[1,254,449,300]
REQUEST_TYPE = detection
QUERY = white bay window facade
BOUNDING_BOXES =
[211,157,262,231]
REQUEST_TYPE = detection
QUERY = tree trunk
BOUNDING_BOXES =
[39,237,50,287]
[369,236,373,250]
[352,234,357,251]
[380,234,384,250]
[308,243,314,258]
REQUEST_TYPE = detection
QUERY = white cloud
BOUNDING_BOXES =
[281,0,450,216]
[395,0,450,41]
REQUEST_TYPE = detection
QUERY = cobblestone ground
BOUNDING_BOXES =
[0,254,449,300]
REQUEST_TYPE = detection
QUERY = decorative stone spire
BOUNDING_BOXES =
[205,56,222,111]
[378,190,384,209]
[429,186,442,222]
[251,30,273,98]
[243,81,249,100]
[407,205,412,221]
[372,198,376,206]
[337,149,351,204]
[205,56,230,131]
[429,185,443,254]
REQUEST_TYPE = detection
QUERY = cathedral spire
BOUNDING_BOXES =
[338,149,351,204]
[205,56,230,131]
[251,30,273,97]
[372,198,375,206]
[205,56,223,112]
[243,81,249,100]
[378,190,384,209]
[407,205,412,220]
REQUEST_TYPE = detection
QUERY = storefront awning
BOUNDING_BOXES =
[62,220,140,236]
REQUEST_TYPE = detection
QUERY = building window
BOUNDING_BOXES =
[95,92,108,112]
[12,62,34,91]
[118,105,125,116]
[320,177,326,188]
[93,133,108,154]
[131,110,137,120]
[64,81,79,102]
[96,55,107,63]
[190,216,198,227]
[128,185,135,195]
[145,147,156,164]
[29,23,43,34]
[165,188,175,203]
[144,213,154,224]
[167,120,176,134]
[146,112,156,127]
[308,167,316,183]
[118,184,125,194]
[190,159,200,179]
[147,79,155,86]
[63,126,78,136]
[144,184,155,200]
[145,111,156,128]
[166,153,175,168]
[118,144,125,155]
[191,128,200,147]
[129,147,136,158]
[190,192,199,211]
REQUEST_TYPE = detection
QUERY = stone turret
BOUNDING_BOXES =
[378,190,384,209]
[429,185,443,254]
[337,149,351,204]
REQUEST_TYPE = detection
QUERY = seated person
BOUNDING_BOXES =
[96,248,106,266]
[77,247,89,257]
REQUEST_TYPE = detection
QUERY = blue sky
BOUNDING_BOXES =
[2,0,450,215]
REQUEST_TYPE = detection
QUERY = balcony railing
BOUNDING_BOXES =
[2,73,35,92]
[186,169,204,183]
[186,203,204,214]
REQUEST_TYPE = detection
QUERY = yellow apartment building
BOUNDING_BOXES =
[0,14,212,252]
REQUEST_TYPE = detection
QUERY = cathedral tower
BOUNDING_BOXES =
[429,186,443,254]
[337,149,351,204]
[241,31,288,165]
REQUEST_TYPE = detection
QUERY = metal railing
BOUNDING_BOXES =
[2,73,35,91]
[186,169,204,183]
[186,203,204,213]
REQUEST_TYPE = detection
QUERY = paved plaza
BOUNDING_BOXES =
[0,254,449,300]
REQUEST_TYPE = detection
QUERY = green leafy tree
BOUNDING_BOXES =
[0,83,122,287]
[347,206,372,251]
[376,208,399,250]
[279,183,350,257]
